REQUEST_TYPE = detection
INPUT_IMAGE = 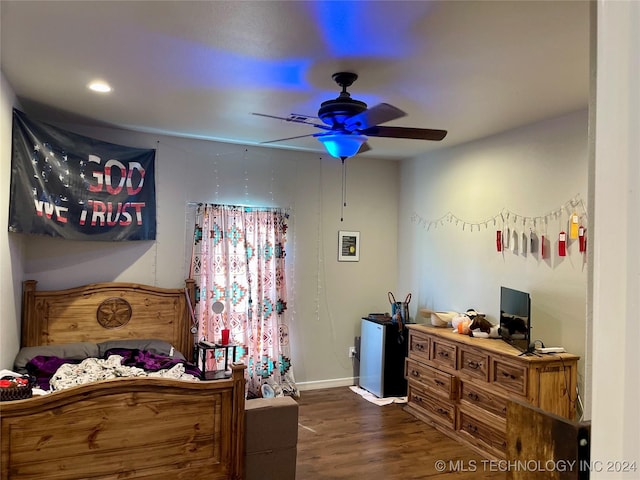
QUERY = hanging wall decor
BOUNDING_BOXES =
[338,230,360,262]
[411,194,588,260]
[9,109,156,240]
[411,195,587,235]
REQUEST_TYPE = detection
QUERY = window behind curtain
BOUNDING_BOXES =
[190,204,297,398]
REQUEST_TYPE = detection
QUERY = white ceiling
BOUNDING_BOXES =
[0,0,590,160]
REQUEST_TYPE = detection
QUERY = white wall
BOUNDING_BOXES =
[591,0,640,474]
[0,72,24,368]
[399,110,589,405]
[1,107,399,388]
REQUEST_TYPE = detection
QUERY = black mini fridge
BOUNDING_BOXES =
[359,316,408,398]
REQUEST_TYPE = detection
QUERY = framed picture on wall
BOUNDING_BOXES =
[338,230,360,262]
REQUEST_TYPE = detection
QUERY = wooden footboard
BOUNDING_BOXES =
[1,364,246,480]
[3,279,245,480]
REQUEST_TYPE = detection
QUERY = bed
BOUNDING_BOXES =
[1,279,246,480]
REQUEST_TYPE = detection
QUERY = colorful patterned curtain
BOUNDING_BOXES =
[190,204,297,398]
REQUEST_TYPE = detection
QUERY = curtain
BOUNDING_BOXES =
[190,204,297,398]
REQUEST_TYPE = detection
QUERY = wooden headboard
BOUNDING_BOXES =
[21,279,196,361]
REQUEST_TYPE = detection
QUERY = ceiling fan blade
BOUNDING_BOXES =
[362,126,448,141]
[260,133,317,144]
[358,142,372,154]
[344,103,406,131]
[252,112,328,129]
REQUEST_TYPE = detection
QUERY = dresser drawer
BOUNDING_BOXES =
[492,358,528,396]
[408,383,456,429]
[459,381,508,419]
[406,358,457,400]
[430,338,457,370]
[404,326,578,461]
[408,331,430,362]
[457,410,506,455]
[458,346,490,382]
[491,428,507,453]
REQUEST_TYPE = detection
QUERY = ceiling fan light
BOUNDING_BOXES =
[317,134,367,159]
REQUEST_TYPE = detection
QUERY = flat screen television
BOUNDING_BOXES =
[499,286,531,353]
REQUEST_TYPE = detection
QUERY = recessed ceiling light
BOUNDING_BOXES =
[88,81,112,93]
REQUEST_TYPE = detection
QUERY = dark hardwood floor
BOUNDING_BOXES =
[295,387,507,479]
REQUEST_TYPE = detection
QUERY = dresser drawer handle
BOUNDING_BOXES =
[415,343,425,351]
[467,393,480,402]
[413,394,423,403]
[436,407,448,416]
[467,361,480,369]
[437,351,450,358]
[434,379,445,387]
[411,369,421,378]
[466,423,478,433]
[501,371,517,380]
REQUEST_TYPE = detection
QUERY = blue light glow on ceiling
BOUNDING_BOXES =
[306,1,434,57]
[139,32,312,91]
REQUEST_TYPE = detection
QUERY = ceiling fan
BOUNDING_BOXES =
[252,72,448,159]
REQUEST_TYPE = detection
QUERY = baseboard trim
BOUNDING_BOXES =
[297,377,357,391]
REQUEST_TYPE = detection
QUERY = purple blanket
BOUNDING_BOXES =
[26,349,201,390]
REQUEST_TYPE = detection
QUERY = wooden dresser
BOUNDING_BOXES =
[404,324,579,460]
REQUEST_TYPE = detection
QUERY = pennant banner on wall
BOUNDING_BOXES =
[9,109,156,241]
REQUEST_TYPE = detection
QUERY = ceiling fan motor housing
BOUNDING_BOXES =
[318,71,368,129]
[318,97,367,128]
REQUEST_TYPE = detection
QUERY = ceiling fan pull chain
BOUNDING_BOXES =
[343,157,348,208]
[340,157,348,222]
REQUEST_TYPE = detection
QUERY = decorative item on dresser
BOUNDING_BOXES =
[404,324,579,460]
[1,279,246,480]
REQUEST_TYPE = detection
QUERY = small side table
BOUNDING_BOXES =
[194,342,238,380]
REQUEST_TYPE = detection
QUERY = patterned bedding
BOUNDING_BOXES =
[25,348,201,391]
